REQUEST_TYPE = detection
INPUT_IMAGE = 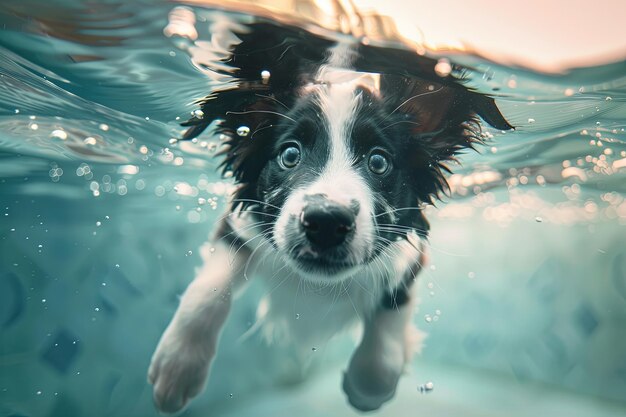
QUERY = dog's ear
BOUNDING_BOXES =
[179,22,332,204]
[466,92,513,131]
[181,22,332,141]
[379,73,512,203]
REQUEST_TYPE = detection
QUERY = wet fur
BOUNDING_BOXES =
[149,21,511,413]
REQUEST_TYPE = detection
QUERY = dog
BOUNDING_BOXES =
[148,21,512,413]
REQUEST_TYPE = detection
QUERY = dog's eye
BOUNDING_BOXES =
[368,152,390,175]
[279,145,301,169]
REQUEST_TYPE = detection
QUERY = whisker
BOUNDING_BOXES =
[226,110,296,123]
[255,93,290,110]
[374,207,425,218]
[232,198,282,211]
[379,86,444,125]
[380,120,423,132]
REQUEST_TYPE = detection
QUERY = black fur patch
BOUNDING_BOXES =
[179,19,512,241]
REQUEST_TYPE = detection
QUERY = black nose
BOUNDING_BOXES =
[300,202,356,250]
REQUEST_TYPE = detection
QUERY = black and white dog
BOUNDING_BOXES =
[148,22,511,413]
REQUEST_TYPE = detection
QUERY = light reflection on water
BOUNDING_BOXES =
[0,1,625,417]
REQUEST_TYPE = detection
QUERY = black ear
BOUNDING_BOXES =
[467,92,513,131]
[181,21,333,141]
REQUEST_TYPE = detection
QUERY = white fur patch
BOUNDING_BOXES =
[272,43,379,281]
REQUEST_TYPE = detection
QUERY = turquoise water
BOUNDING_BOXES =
[1,1,626,417]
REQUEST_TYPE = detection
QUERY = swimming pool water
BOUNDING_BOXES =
[1,1,625,416]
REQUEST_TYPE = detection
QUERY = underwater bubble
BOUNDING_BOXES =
[84,137,97,145]
[468,271,476,279]
[528,118,535,124]
[99,123,109,131]
[424,314,432,323]
[192,109,204,119]
[427,282,434,289]
[169,138,178,145]
[36,390,42,395]
[30,123,39,130]
[50,129,67,140]
[261,70,271,84]
[187,210,201,223]
[311,347,317,352]
[535,216,543,222]
[236,126,250,137]
[435,309,441,316]
[96,221,101,227]
[186,250,193,256]
[606,96,613,101]
[115,264,120,268]
[434,58,452,77]
[295,313,300,320]
[418,381,434,394]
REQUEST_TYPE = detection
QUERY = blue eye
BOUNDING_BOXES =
[279,145,301,168]
[368,152,390,175]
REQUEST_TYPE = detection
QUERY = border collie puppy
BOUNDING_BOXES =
[148,22,511,413]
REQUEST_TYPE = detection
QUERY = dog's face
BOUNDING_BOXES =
[182,29,512,282]
[254,71,443,281]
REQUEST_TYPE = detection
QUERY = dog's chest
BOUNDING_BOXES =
[254,266,379,347]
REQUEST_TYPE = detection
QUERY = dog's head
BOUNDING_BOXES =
[183,24,512,282]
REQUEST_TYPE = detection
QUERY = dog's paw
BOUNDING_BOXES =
[342,368,399,412]
[148,335,210,414]
[342,348,404,412]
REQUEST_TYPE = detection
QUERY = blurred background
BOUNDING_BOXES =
[1,1,625,416]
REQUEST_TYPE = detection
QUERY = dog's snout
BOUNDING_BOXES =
[301,202,355,250]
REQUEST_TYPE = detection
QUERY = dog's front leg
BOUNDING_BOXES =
[342,290,417,411]
[343,248,426,412]
[148,237,250,413]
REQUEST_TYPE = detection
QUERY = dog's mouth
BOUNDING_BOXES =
[283,244,362,279]
[292,256,356,274]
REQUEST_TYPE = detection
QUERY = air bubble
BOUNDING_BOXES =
[418,381,434,393]
[186,250,193,256]
[236,126,250,137]
[192,109,204,119]
[84,137,97,145]
[261,70,271,84]
[50,129,68,140]
[424,314,432,323]
[434,58,452,77]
